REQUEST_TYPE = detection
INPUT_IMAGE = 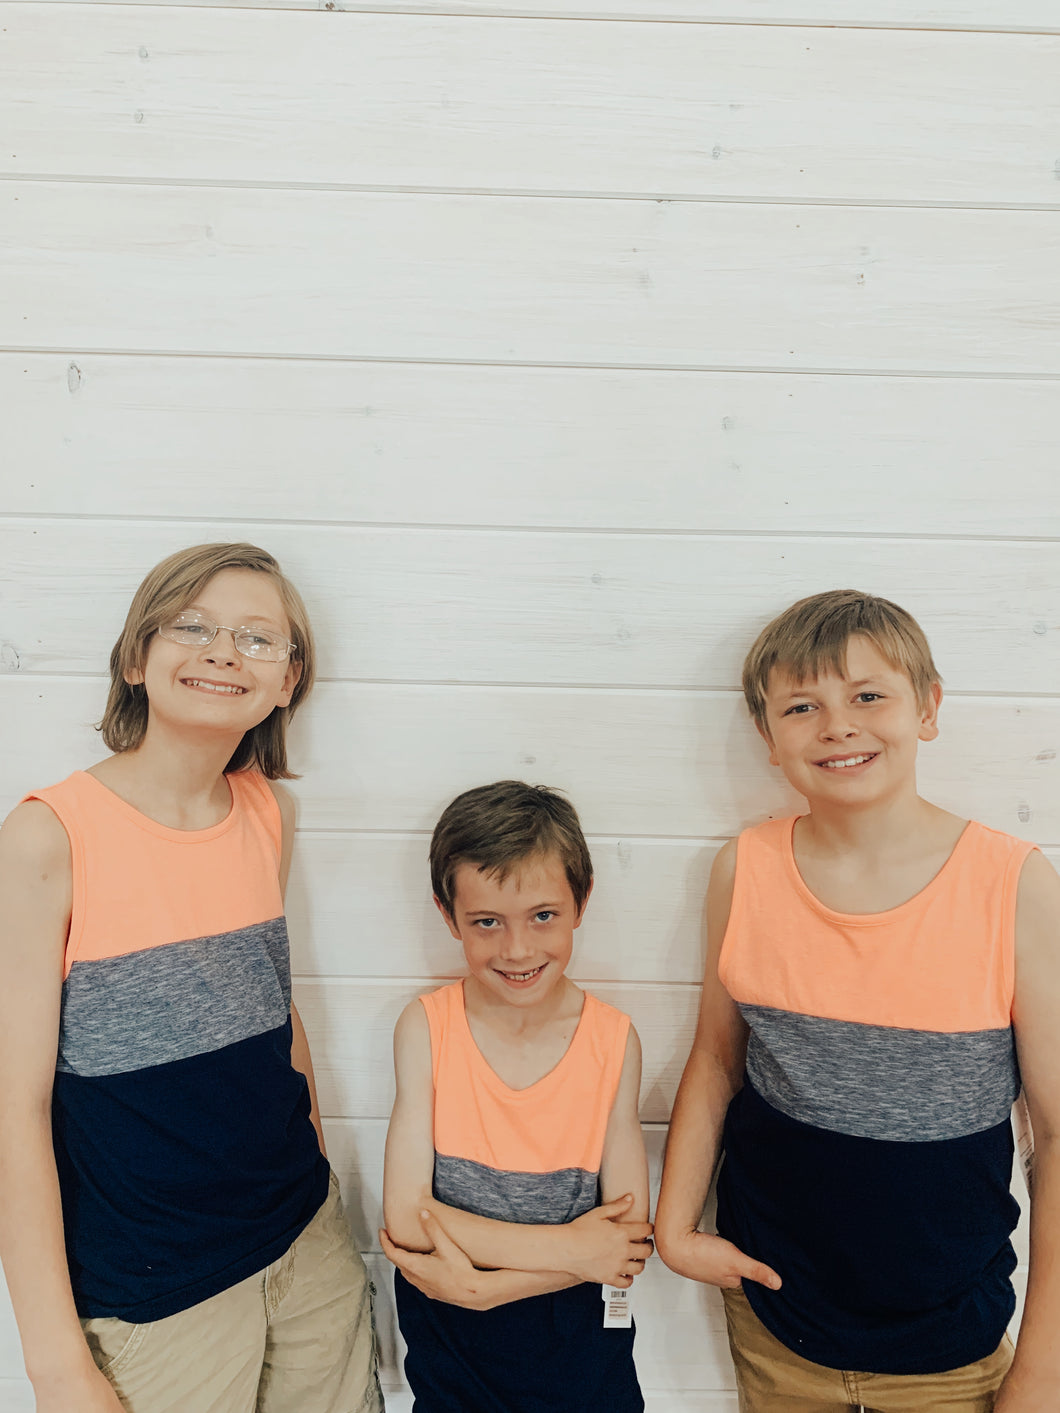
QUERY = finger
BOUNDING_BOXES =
[740,1258,782,1291]
[418,1209,469,1262]
[596,1194,635,1218]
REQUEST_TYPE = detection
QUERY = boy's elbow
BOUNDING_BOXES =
[383,1191,434,1254]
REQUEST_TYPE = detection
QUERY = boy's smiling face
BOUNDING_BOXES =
[759,635,942,807]
[439,852,587,1011]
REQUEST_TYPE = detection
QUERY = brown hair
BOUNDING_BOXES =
[742,589,940,734]
[430,781,593,920]
[99,543,315,779]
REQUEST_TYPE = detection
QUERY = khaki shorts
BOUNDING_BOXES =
[722,1283,1013,1413]
[82,1173,384,1413]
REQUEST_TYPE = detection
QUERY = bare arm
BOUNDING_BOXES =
[381,1000,580,1308]
[599,1027,650,1224]
[996,850,1060,1410]
[655,840,781,1290]
[271,782,327,1158]
[382,1002,651,1302]
[0,803,124,1412]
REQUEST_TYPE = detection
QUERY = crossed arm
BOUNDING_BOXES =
[380,1000,652,1310]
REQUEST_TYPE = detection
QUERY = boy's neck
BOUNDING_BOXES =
[798,788,951,858]
[463,973,582,1038]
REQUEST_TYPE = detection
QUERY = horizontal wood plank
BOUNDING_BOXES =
[8,356,1060,538]
[4,184,1060,373]
[6,9,1060,205]
[2,680,1057,843]
[288,834,1060,987]
[9,0,1056,30]
[288,833,718,985]
[3,520,1059,693]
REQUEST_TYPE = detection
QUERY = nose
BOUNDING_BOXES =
[501,925,535,962]
[818,707,857,741]
[203,628,241,668]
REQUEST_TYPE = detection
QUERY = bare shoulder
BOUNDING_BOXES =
[709,838,739,892]
[1016,850,1060,952]
[0,799,70,872]
[394,998,431,1051]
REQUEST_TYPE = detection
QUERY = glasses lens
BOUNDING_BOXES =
[233,630,289,662]
[160,616,214,646]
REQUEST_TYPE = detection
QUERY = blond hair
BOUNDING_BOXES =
[99,543,315,779]
[742,589,940,734]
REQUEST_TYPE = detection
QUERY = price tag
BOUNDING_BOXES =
[601,1284,633,1328]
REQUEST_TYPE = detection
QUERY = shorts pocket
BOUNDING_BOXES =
[81,1315,152,1377]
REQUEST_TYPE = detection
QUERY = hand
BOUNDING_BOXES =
[33,1363,127,1412]
[564,1194,654,1287]
[381,1210,499,1311]
[658,1229,780,1291]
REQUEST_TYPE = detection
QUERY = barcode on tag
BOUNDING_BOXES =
[601,1285,633,1329]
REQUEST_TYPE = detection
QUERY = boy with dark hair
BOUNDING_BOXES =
[656,590,1060,1412]
[381,780,651,1412]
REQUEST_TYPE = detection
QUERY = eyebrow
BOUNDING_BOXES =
[465,900,565,916]
[776,675,887,700]
[187,605,286,629]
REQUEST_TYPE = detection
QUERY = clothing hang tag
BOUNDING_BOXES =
[1013,1091,1035,1195]
[601,1284,633,1328]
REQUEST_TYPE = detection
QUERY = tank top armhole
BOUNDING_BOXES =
[716,828,750,992]
[22,784,86,979]
[229,769,283,861]
[418,987,450,1093]
[583,993,632,1115]
[1003,839,1041,1015]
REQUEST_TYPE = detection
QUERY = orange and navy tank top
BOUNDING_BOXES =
[393,980,644,1413]
[28,770,328,1322]
[716,815,1036,1375]
[425,979,630,1222]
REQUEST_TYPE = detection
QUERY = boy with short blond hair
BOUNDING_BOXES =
[656,590,1060,1412]
[382,780,651,1412]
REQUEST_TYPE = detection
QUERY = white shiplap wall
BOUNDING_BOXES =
[1,3,1056,1408]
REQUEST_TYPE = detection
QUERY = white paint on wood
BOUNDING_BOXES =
[5,184,1060,373]
[9,0,1057,31]
[4,520,1058,692]
[6,9,1060,206]
[287,833,718,985]
[8,356,1060,538]
[2,678,1057,843]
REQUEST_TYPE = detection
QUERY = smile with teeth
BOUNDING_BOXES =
[496,964,546,982]
[182,678,248,695]
[817,752,877,769]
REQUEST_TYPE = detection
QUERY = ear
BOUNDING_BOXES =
[275,656,302,708]
[124,663,145,687]
[755,718,781,767]
[573,877,594,928]
[918,681,943,742]
[433,895,463,942]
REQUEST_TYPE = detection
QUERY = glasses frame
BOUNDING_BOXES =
[157,614,296,663]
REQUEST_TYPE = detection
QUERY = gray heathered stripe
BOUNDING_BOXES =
[434,1153,599,1224]
[741,1003,1019,1143]
[57,917,291,1077]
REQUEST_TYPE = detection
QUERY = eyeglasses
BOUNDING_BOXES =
[157,613,296,663]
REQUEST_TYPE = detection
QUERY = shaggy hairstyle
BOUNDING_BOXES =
[99,542,315,779]
[742,589,940,735]
[430,781,593,920]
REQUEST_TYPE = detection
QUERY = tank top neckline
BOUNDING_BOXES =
[782,813,977,927]
[73,768,239,843]
[455,978,590,1100]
